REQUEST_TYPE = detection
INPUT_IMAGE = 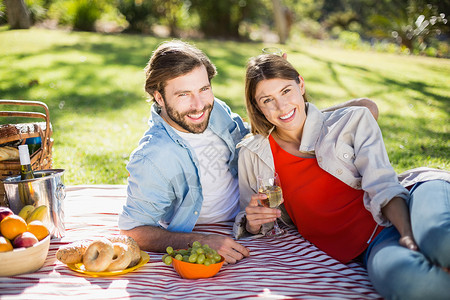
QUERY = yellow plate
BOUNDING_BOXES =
[67,251,149,277]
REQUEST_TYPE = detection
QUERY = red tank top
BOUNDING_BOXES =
[269,135,382,263]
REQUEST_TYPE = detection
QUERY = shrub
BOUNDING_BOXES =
[298,19,328,40]
[190,0,258,39]
[0,2,6,25]
[338,30,361,49]
[71,0,101,31]
[324,10,359,31]
[116,0,155,33]
[436,41,450,58]
[48,0,102,31]
[25,0,48,24]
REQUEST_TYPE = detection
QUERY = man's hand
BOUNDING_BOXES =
[245,193,281,235]
[321,97,379,120]
[121,225,249,264]
[199,234,250,264]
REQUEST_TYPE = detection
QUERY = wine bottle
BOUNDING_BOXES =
[19,144,35,180]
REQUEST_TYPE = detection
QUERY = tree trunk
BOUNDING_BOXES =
[271,0,287,44]
[5,0,31,29]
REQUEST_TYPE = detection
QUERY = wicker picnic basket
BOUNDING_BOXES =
[0,100,53,207]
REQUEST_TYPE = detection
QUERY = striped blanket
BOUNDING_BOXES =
[0,185,382,299]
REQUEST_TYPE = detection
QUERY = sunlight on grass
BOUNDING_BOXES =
[1,27,448,184]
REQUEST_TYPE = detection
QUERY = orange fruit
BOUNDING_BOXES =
[0,215,27,240]
[26,220,49,241]
[0,236,13,252]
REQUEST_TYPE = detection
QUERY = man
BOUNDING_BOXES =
[119,40,250,264]
[119,40,378,264]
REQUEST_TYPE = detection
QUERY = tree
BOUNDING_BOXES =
[116,0,155,33]
[271,0,289,44]
[4,0,31,29]
[190,0,256,39]
[153,0,187,37]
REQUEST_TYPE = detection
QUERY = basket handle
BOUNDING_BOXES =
[0,100,50,120]
[0,100,52,166]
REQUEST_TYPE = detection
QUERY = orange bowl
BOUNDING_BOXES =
[172,255,225,279]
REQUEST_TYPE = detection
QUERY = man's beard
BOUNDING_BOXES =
[164,100,213,134]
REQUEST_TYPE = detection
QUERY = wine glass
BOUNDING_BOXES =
[257,172,286,237]
[262,47,283,56]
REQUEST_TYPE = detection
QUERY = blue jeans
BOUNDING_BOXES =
[364,180,450,300]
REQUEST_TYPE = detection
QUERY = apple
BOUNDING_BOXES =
[0,207,14,222]
[13,232,38,248]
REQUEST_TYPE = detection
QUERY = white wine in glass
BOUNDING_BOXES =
[257,173,286,237]
[259,185,282,208]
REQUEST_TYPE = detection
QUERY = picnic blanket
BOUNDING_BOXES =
[0,185,382,299]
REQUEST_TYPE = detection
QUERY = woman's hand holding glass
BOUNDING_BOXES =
[245,193,282,235]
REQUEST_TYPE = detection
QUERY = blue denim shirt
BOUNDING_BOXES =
[118,98,249,232]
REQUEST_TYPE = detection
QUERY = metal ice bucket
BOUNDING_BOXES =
[3,169,66,238]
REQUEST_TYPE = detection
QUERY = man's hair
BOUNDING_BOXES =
[245,54,307,136]
[144,40,217,102]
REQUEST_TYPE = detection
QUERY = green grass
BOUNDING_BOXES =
[0,27,448,185]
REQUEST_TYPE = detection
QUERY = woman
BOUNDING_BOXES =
[234,54,450,299]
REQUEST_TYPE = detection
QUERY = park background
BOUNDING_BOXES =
[0,0,449,185]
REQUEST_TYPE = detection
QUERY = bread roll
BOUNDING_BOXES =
[106,235,141,267]
[0,146,19,161]
[56,240,90,264]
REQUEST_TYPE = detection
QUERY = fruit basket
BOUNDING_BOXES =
[0,234,50,276]
[0,100,53,207]
[0,206,51,276]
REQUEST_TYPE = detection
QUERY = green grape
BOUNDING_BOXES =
[174,254,183,261]
[166,246,174,255]
[165,241,221,266]
[163,255,173,265]
[188,253,198,263]
[197,254,206,264]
